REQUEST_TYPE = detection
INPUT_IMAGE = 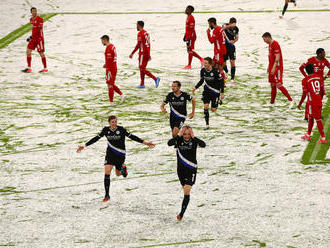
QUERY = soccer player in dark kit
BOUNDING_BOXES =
[76,115,155,202]
[161,81,195,137]
[168,126,206,221]
[279,0,297,18]
[192,57,224,129]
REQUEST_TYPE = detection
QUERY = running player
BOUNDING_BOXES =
[161,81,195,137]
[168,126,206,221]
[101,35,125,104]
[207,17,227,81]
[76,115,155,202]
[279,0,297,18]
[192,57,224,129]
[183,5,204,69]
[299,64,327,143]
[22,7,47,73]
[223,17,239,84]
[129,21,160,88]
[299,48,329,119]
[262,32,294,107]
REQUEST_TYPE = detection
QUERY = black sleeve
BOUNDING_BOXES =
[185,92,193,101]
[163,93,170,104]
[193,137,206,148]
[168,136,178,146]
[215,69,224,93]
[85,127,107,146]
[124,128,144,143]
[195,69,205,89]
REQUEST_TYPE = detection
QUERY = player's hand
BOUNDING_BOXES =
[188,127,195,138]
[221,93,225,99]
[143,141,155,148]
[188,112,194,119]
[148,56,151,61]
[161,108,167,114]
[129,53,133,59]
[230,40,235,44]
[76,145,85,153]
[206,28,210,33]
[192,88,196,94]
[103,64,106,68]
[271,67,275,75]
[297,104,301,110]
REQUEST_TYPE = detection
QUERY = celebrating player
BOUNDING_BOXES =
[168,126,206,221]
[76,115,155,202]
[183,5,203,69]
[22,7,47,73]
[101,35,125,104]
[207,17,227,81]
[299,48,329,119]
[192,57,224,129]
[279,0,297,18]
[161,81,195,137]
[298,64,327,143]
[223,17,239,84]
[262,32,294,107]
[129,21,160,89]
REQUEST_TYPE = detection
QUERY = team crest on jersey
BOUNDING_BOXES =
[210,72,214,76]
[180,97,184,100]
[116,131,120,134]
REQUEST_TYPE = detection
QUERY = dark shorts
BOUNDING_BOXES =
[225,44,236,61]
[202,90,220,108]
[177,164,197,186]
[104,150,125,170]
[170,115,185,130]
[290,0,296,3]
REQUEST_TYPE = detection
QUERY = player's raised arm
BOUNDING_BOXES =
[76,127,106,153]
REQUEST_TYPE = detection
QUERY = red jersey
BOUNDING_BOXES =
[105,44,117,69]
[302,74,324,106]
[301,57,330,77]
[30,16,44,40]
[207,26,226,55]
[132,29,150,56]
[185,15,196,40]
[268,40,283,71]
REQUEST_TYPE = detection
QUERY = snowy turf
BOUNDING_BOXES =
[0,1,330,247]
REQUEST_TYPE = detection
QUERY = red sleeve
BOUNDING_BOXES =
[36,17,43,39]
[298,79,307,106]
[325,59,330,77]
[131,33,141,55]
[299,63,307,77]
[320,78,326,97]
[273,42,280,55]
[185,16,194,40]
[207,29,216,44]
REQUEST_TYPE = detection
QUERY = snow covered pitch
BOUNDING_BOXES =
[0,0,330,247]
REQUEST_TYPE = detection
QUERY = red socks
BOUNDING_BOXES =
[108,87,114,102]
[113,85,122,95]
[188,52,193,66]
[41,56,47,69]
[316,119,325,138]
[308,118,314,135]
[278,86,292,101]
[271,86,277,104]
[141,68,156,82]
[27,56,32,68]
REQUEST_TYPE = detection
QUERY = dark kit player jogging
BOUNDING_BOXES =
[76,115,155,202]
[168,126,206,221]
[161,81,195,137]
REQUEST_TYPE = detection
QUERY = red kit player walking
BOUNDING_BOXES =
[183,5,203,69]
[129,21,160,89]
[101,35,124,104]
[22,7,47,73]
[299,64,327,143]
[262,32,293,107]
[299,48,329,119]
[207,18,227,81]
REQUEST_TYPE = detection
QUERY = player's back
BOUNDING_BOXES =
[105,44,117,69]
[138,30,150,54]
[304,74,324,105]
[268,40,283,68]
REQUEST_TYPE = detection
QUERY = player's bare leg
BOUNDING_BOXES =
[172,127,180,137]
[107,84,115,103]
[38,51,48,72]
[177,185,192,221]
[103,164,113,202]
[23,48,33,72]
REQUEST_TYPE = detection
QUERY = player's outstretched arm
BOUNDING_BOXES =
[189,98,196,119]
[76,145,86,153]
[143,141,155,148]
[160,102,167,114]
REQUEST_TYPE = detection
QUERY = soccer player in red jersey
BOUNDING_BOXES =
[101,35,125,104]
[207,18,227,81]
[262,32,293,107]
[183,5,203,69]
[299,48,329,119]
[22,7,47,73]
[299,64,327,143]
[129,21,160,89]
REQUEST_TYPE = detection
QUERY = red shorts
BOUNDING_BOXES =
[139,53,150,68]
[27,38,45,53]
[309,103,322,119]
[213,53,225,66]
[186,38,196,50]
[106,68,117,85]
[268,67,283,87]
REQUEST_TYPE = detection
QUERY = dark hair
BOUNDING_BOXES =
[187,5,194,13]
[108,115,117,122]
[204,57,213,64]
[305,63,314,75]
[173,81,181,87]
[229,17,237,23]
[262,32,272,38]
[137,21,144,28]
[316,48,325,55]
[30,7,37,12]
[208,17,217,25]
[101,35,109,41]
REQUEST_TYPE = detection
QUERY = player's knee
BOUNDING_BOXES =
[211,108,216,112]
[230,60,235,67]
[115,169,121,176]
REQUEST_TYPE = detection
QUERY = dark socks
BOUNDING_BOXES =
[282,3,288,16]
[104,174,110,196]
[179,195,190,218]
[231,66,236,80]
[204,109,209,125]
[223,65,228,73]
